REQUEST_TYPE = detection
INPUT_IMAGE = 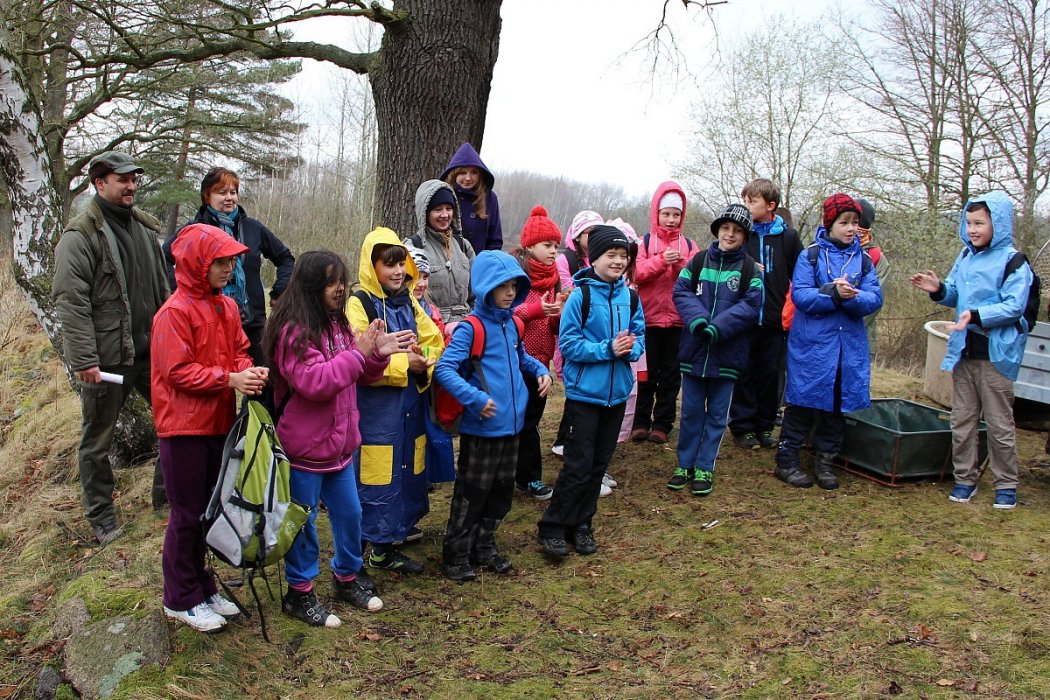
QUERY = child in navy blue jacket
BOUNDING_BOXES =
[537,226,646,559]
[671,204,762,496]
[434,251,551,582]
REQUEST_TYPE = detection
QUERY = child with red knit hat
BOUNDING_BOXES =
[775,193,883,490]
[514,206,570,499]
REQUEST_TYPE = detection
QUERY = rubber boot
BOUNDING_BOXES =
[813,452,840,490]
[774,449,814,488]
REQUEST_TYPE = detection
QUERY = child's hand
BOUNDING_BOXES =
[407,351,435,374]
[834,277,858,300]
[663,248,682,265]
[541,300,561,316]
[755,262,765,273]
[480,399,497,418]
[910,270,941,293]
[612,330,635,357]
[537,374,553,397]
[229,368,266,395]
[947,309,973,332]
[374,329,416,358]
[691,318,709,336]
[557,290,571,303]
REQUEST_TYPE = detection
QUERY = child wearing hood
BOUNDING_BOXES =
[441,142,503,254]
[151,223,268,633]
[670,204,762,496]
[776,194,883,491]
[632,181,698,444]
[911,191,1031,510]
[538,226,645,560]
[512,206,569,500]
[407,180,475,326]
[348,228,444,575]
[434,251,551,582]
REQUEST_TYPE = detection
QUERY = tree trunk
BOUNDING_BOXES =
[371,0,502,239]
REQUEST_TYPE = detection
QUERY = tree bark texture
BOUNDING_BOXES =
[371,0,502,239]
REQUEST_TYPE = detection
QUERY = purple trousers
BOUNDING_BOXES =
[159,435,223,611]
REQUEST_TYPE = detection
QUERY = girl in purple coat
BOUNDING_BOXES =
[441,142,503,254]
[263,251,414,628]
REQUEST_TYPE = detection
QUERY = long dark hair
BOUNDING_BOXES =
[263,250,351,367]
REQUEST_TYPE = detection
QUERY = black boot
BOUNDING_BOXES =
[813,452,840,490]
[775,449,814,488]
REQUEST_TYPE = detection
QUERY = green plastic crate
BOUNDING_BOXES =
[838,399,988,486]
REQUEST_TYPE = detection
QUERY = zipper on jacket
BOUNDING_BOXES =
[701,256,723,376]
[502,319,519,428]
[607,285,616,406]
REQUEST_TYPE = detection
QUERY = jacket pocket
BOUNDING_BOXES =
[92,309,123,365]
[91,261,122,304]
[359,444,393,486]
[413,434,426,475]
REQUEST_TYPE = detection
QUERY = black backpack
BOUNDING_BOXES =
[1004,252,1041,331]
[575,285,640,327]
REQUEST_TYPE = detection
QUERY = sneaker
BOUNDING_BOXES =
[354,568,377,594]
[757,431,776,449]
[602,473,618,489]
[443,562,478,582]
[472,554,513,574]
[369,547,424,574]
[667,467,691,491]
[598,482,613,498]
[283,589,342,628]
[691,469,713,496]
[572,527,598,555]
[164,602,227,633]
[648,429,669,444]
[948,483,978,503]
[518,480,553,500]
[993,489,1017,510]
[630,428,649,442]
[204,593,241,619]
[734,432,760,450]
[551,444,565,457]
[538,535,569,558]
[393,526,424,546]
[332,576,383,611]
[91,518,124,545]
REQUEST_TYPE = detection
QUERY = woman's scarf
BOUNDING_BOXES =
[207,206,251,323]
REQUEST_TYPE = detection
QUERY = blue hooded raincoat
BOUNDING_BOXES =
[935,190,1031,381]
[348,227,444,544]
[434,251,549,437]
[785,229,883,412]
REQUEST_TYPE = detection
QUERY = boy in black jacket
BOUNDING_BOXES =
[729,179,803,449]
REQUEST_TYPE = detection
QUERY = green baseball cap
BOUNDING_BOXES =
[87,151,144,181]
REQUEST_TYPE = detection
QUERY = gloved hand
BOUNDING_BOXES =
[701,325,718,344]
[691,318,709,336]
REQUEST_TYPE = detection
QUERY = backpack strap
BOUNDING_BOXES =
[688,250,708,296]
[1004,251,1029,281]
[352,290,378,324]
[562,248,580,276]
[579,285,638,327]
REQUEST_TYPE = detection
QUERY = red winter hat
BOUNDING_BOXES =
[822,193,862,229]
[520,205,563,248]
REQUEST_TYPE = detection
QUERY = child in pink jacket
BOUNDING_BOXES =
[263,250,414,628]
[631,181,697,444]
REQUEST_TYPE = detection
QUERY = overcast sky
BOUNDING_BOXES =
[287,0,848,197]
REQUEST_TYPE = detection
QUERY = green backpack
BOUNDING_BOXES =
[203,399,309,638]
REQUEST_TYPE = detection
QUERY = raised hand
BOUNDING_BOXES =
[910,270,941,293]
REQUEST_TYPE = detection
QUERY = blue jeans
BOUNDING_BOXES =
[677,375,734,471]
[285,463,364,586]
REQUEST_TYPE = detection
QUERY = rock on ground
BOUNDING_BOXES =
[63,611,171,700]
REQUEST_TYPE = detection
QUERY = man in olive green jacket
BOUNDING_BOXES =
[53,152,169,544]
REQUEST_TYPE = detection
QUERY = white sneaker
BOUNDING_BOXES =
[602,473,618,489]
[164,602,228,633]
[551,444,564,456]
[205,593,241,619]
[598,482,613,498]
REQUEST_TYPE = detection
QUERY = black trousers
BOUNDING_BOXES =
[515,374,547,487]
[634,326,683,434]
[730,327,787,435]
[538,399,625,539]
[778,368,845,455]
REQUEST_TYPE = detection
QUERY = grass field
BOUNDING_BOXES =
[0,288,1048,699]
